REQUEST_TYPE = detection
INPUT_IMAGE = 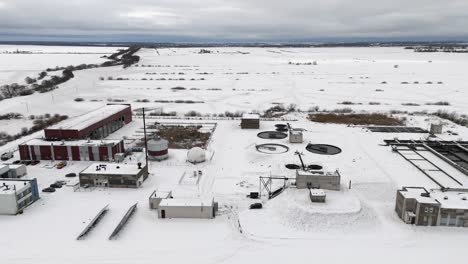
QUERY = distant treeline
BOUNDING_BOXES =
[405,45,468,53]
[2,40,468,49]
[0,46,141,100]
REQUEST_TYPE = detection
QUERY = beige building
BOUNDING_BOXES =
[395,187,468,227]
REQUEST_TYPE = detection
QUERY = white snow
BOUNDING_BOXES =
[1,46,468,263]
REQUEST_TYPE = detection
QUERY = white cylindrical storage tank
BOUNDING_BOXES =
[187,147,206,164]
[148,137,169,161]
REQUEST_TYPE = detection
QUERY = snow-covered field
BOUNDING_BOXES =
[1,46,468,264]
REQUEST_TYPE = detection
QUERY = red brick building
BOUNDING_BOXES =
[44,104,132,140]
[19,139,125,161]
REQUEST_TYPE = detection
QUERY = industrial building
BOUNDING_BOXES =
[79,162,149,188]
[0,178,39,215]
[241,113,260,129]
[44,104,132,140]
[295,169,341,191]
[395,187,468,227]
[157,197,217,219]
[18,139,124,161]
[0,164,27,178]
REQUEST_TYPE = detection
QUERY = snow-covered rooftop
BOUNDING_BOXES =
[310,189,326,196]
[23,138,122,146]
[80,163,144,176]
[297,169,338,177]
[242,113,260,119]
[431,190,468,210]
[400,187,440,204]
[151,190,172,199]
[47,104,129,131]
[0,180,29,195]
[159,197,214,207]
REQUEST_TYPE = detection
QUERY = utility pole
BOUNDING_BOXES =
[142,108,149,173]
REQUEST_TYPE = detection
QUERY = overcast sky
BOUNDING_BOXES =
[0,0,468,42]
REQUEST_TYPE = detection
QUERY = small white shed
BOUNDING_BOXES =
[309,189,326,203]
[158,197,217,219]
[7,165,27,178]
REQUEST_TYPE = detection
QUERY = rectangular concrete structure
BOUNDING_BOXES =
[309,189,326,203]
[241,113,260,129]
[44,104,132,140]
[296,169,341,191]
[157,197,217,219]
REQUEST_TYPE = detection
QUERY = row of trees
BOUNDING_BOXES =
[1,47,141,101]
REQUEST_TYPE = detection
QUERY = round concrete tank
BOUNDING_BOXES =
[187,147,206,164]
[148,137,169,161]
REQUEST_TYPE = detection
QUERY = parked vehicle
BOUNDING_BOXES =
[42,187,56,193]
[249,203,263,209]
[65,173,76,178]
[20,160,32,165]
[50,183,62,189]
[1,151,13,161]
[56,161,67,169]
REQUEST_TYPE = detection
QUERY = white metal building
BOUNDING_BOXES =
[157,197,217,219]
[0,164,27,179]
[0,178,40,215]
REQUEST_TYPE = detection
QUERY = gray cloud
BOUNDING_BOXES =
[0,0,467,41]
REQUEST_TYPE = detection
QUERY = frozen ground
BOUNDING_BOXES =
[1,46,468,263]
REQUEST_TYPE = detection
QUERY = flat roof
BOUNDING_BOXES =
[431,190,468,210]
[81,163,143,176]
[151,191,172,199]
[242,113,260,119]
[400,187,439,205]
[297,170,338,177]
[0,180,30,195]
[310,189,326,196]
[159,197,214,207]
[23,138,122,147]
[47,105,129,131]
